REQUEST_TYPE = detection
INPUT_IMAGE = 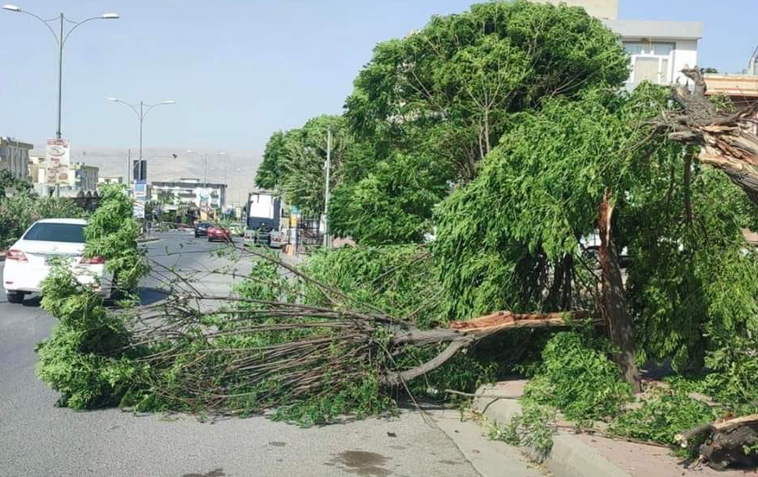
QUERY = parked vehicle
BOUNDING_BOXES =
[246,191,287,248]
[207,226,231,242]
[229,222,245,237]
[194,222,211,238]
[2,219,112,304]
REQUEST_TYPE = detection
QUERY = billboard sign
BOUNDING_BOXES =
[134,180,148,200]
[45,138,70,186]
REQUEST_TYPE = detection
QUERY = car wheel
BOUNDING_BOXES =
[195,233,199,238]
[6,291,25,304]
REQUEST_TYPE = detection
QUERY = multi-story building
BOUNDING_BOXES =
[531,0,703,88]
[151,178,227,212]
[0,137,33,181]
[29,157,99,196]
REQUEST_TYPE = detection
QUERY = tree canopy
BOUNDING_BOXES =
[255,115,350,217]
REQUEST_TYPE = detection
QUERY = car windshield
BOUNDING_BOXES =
[23,223,85,243]
[198,223,210,228]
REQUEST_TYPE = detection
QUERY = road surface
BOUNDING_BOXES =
[0,231,533,477]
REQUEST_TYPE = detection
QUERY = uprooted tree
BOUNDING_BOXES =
[32,2,758,470]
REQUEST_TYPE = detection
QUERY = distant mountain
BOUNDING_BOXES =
[30,145,261,207]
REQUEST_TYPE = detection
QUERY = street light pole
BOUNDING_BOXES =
[109,98,175,182]
[323,128,331,249]
[3,5,119,139]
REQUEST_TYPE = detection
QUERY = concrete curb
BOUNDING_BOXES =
[430,409,547,477]
[473,384,632,477]
[136,237,161,244]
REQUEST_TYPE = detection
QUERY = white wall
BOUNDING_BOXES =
[672,39,698,85]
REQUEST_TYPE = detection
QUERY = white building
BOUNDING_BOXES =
[151,178,227,211]
[531,0,703,88]
[608,20,702,88]
[0,137,33,181]
[29,157,99,195]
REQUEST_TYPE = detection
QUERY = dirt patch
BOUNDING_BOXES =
[330,450,392,477]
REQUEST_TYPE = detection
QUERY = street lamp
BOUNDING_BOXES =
[109,98,175,182]
[3,4,119,139]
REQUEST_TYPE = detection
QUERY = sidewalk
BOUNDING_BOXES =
[474,380,753,477]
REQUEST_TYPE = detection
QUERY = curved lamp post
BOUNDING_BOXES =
[109,98,175,182]
[3,4,119,139]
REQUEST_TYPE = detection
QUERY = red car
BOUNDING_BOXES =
[207,226,231,242]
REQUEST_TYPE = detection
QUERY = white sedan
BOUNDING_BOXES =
[2,218,112,304]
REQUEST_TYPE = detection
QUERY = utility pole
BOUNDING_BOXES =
[323,128,331,249]
[126,148,131,186]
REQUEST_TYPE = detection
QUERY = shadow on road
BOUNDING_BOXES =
[22,295,43,308]
[139,287,170,306]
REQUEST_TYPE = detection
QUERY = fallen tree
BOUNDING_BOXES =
[129,246,601,416]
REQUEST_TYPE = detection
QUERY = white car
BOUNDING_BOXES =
[2,218,112,304]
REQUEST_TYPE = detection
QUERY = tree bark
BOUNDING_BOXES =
[660,67,758,208]
[676,414,758,470]
[598,190,641,393]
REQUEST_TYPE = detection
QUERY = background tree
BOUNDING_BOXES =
[255,115,351,217]
[325,0,629,245]
[344,0,628,183]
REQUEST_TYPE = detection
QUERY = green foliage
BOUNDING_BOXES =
[346,0,628,183]
[84,185,148,292]
[434,87,662,319]
[329,152,452,245]
[0,169,31,198]
[272,373,395,427]
[524,332,632,422]
[704,341,758,415]
[36,267,140,408]
[255,115,351,216]
[255,130,287,190]
[490,405,557,462]
[0,192,84,248]
[303,245,445,329]
[609,388,716,447]
[624,155,758,369]
[36,185,150,409]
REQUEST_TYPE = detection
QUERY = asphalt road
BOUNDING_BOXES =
[0,231,487,477]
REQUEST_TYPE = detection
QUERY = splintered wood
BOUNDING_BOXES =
[449,310,595,335]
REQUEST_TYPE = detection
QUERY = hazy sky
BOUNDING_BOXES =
[1,0,756,155]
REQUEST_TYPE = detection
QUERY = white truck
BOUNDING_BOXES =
[244,191,287,248]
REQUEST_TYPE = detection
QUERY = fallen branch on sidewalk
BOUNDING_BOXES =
[675,414,758,470]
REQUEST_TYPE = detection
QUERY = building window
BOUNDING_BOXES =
[624,42,675,85]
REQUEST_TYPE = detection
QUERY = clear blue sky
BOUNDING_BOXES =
[1,0,756,154]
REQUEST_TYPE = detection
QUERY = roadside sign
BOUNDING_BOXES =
[134,180,148,200]
[133,201,145,219]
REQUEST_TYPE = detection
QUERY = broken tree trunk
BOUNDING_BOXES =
[660,66,758,207]
[676,414,758,470]
[383,310,601,385]
[598,190,642,393]
[449,310,597,334]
